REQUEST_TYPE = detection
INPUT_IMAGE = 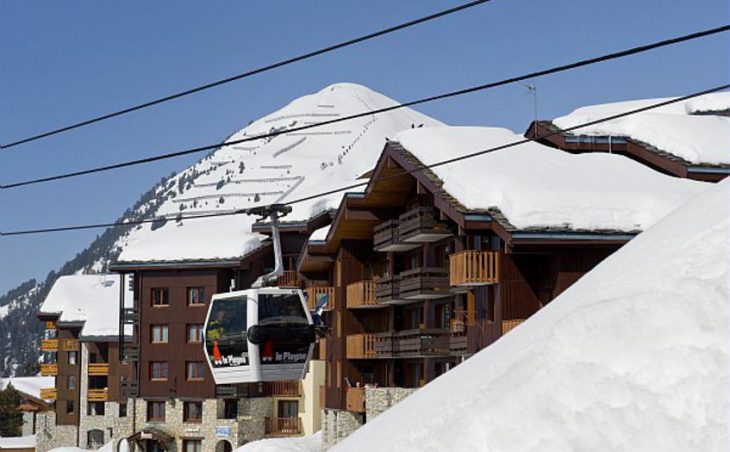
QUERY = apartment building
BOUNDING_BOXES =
[35,274,133,451]
[290,126,707,448]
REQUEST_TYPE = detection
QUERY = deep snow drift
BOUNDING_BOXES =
[334,179,729,452]
[234,432,321,452]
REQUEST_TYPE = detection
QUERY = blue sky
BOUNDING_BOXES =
[0,0,727,295]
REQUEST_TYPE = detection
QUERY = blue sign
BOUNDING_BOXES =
[216,426,231,438]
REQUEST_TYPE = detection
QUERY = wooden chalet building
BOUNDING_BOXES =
[290,126,707,448]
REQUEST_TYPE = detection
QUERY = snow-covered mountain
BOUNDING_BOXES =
[0,83,442,375]
[333,180,729,452]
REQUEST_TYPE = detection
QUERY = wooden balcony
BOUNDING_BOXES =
[449,333,468,354]
[318,338,327,359]
[374,220,418,252]
[450,251,499,286]
[265,417,302,436]
[502,319,525,335]
[60,338,80,352]
[277,271,300,288]
[346,387,366,413]
[40,363,58,376]
[45,321,57,330]
[88,363,110,376]
[399,268,451,299]
[264,381,301,397]
[346,334,376,359]
[398,207,451,243]
[40,388,57,400]
[306,285,335,311]
[346,281,382,309]
[40,339,58,352]
[391,328,451,357]
[374,276,407,305]
[87,388,109,402]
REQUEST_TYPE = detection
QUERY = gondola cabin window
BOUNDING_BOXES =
[186,361,205,381]
[206,295,248,370]
[151,288,169,307]
[188,287,205,306]
[150,362,168,381]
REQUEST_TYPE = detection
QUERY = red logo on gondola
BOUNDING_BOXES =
[212,340,222,361]
[262,340,274,362]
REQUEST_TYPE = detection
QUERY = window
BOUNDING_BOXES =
[119,403,127,418]
[186,324,204,343]
[151,288,169,307]
[66,400,75,414]
[87,402,105,416]
[67,375,76,390]
[147,401,165,422]
[186,362,205,381]
[151,325,169,343]
[222,399,238,419]
[150,362,169,380]
[183,440,202,452]
[87,429,105,449]
[68,351,78,365]
[183,401,203,423]
[187,287,205,306]
[278,400,298,418]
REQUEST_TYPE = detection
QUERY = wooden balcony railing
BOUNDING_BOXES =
[399,268,450,299]
[40,363,58,376]
[398,206,451,243]
[318,338,327,358]
[346,334,376,359]
[502,319,525,335]
[277,270,300,288]
[306,285,335,311]
[391,328,451,357]
[40,339,58,352]
[374,220,418,252]
[40,388,57,400]
[346,387,366,413]
[374,276,404,305]
[87,388,109,402]
[346,281,380,309]
[265,417,302,436]
[264,381,301,397]
[450,251,499,286]
[88,363,110,376]
[60,338,80,352]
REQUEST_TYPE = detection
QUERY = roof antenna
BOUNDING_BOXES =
[247,204,292,288]
[522,83,538,138]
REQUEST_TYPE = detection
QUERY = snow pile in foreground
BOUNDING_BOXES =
[1,376,54,400]
[234,431,321,452]
[553,92,730,165]
[395,126,707,231]
[334,180,729,452]
[49,440,128,452]
[0,435,35,448]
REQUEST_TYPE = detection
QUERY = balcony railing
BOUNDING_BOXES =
[265,417,302,436]
[264,381,301,397]
[88,363,110,376]
[318,338,327,359]
[60,338,80,352]
[450,251,499,286]
[346,281,381,309]
[306,285,335,311]
[399,268,451,299]
[40,363,58,376]
[277,271,300,288]
[391,328,451,357]
[87,388,109,402]
[502,319,525,335]
[40,388,57,400]
[40,339,58,352]
[346,334,376,359]
[398,207,451,243]
[374,220,419,252]
[374,276,407,305]
[346,387,366,413]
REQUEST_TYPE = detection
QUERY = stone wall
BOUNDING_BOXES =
[365,387,417,420]
[321,409,363,450]
[21,412,35,436]
[36,411,78,452]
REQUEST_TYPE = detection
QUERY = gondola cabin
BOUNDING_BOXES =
[203,287,316,384]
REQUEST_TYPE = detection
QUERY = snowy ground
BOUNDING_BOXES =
[333,179,729,452]
[0,435,35,449]
[234,432,321,452]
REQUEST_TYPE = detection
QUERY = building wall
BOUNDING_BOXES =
[36,410,78,452]
[55,327,82,426]
[300,359,326,435]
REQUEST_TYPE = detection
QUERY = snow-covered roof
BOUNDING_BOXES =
[309,224,331,242]
[39,275,132,339]
[553,92,730,165]
[0,376,54,401]
[0,435,36,449]
[334,179,729,452]
[394,126,708,232]
[117,83,442,264]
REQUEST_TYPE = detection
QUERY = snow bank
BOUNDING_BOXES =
[0,435,35,449]
[553,92,730,165]
[48,439,127,452]
[395,126,707,231]
[39,274,132,338]
[334,179,730,452]
[235,431,321,452]
[118,83,442,263]
[1,376,54,400]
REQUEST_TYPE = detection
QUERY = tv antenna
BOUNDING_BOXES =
[522,83,538,137]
